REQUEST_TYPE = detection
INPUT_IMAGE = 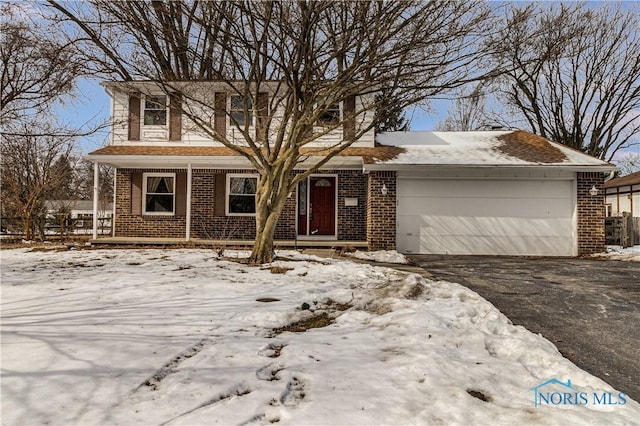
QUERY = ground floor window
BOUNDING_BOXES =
[227,174,257,215]
[143,173,175,215]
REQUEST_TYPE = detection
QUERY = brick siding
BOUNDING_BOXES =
[337,170,367,241]
[114,168,367,242]
[115,169,187,238]
[191,169,258,240]
[577,172,606,255]
[366,171,396,250]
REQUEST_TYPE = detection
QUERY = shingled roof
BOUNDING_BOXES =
[373,130,613,168]
[495,130,567,163]
[87,145,404,164]
[603,170,640,189]
[87,130,615,170]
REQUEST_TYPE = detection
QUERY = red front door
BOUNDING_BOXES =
[309,177,336,235]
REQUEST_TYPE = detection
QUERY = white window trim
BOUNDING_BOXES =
[142,172,176,216]
[229,94,255,127]
[142,95,169,128]
[226,173,258,217]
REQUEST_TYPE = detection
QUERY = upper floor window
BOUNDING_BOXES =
[144,95,167,126]
[143,173,175,215]
[227,174,257,215]
[230,95,253,126]
[317,101,340,126]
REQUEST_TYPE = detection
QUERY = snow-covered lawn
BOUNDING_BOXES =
[1,248,638,425]
[592,245,640,262]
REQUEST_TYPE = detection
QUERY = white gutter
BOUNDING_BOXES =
[83,154,365,170]
[363,163,618,173]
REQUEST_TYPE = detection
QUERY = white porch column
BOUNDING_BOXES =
[186,162,192,241]
[92,161,99,240]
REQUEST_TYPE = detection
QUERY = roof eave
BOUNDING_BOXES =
[364,163,618,173]
[85,154,364,170]
[84,154,254,169]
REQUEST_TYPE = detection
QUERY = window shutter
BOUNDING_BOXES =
[131,172,142,215]
[343,95,356,141]
[214,92,227,137]
[256,92,269,142]
[128,95,141,141]
[175,172,187,216]
[169,93,182,141]
[214,173,227,217]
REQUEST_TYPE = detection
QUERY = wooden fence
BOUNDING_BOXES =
[605,213,640,247]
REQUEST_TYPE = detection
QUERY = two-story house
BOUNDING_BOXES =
[87,82,616,256]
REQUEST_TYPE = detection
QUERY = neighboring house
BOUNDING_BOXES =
[603,170,640,217]
[46,200,113,233]
[86,82,615,256]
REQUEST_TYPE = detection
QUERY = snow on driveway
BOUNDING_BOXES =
[592,245,640,262]
[1,248,638,425]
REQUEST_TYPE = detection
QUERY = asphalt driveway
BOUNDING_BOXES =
[409,255,640,402]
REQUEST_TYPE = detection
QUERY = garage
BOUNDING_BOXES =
[370,130,615,257]
[396,177,576,256]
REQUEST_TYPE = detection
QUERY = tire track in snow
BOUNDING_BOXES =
[159,382,252,426]
[136,338,210,391]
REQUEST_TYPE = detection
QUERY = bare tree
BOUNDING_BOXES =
[0,2,81,126]
[436,83,494,131]
[614,152,640,176]
[488,3,640,161]
[50,0,496,263]
[0,119,76,239]
[76,159,113,201]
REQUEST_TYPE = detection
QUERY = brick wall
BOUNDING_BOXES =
[577,172,606,255]
[273,181,296,240]
[337,170,367,241]
[366,171,396,250]
[114,168,367,242]
[115,169,187,238]
[191,169,258,240]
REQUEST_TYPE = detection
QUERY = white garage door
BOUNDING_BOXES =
[397,178,575,256]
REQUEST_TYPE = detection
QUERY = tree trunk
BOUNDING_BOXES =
[22,215,31,240]
[250,217,278,264]
[248,174,290,264]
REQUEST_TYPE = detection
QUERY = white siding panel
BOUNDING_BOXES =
[397,178,575,256]
[110,87,375,147]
